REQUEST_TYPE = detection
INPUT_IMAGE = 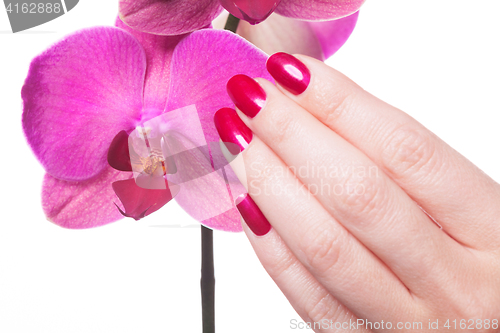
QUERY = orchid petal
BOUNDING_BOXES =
[42,167,131,229]
[115,18,186,114]
[22,27,145,181]
[236,12,324,60]
[119,0,223,36]
[167,29,273,144]
[202,207,244,232]
[112,178,180,220]
[308,11,359,59]
[163,133,244,232]
[166,29,273,230]
[203,142,246,232]
[275,0,364,20]
[219,0,282,25]
[108,130,133,172]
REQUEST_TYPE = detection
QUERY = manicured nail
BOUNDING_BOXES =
[236,193,271,236]
[226,74,266,118]
[266,52,310,95]
[214,107,253,155]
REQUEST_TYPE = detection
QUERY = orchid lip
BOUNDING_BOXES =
[112,178,180,220]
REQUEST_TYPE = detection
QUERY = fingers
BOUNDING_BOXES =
[224,75,468,297]
[215,125,413,321]
[266,53,500,250]
[241,224,368,333]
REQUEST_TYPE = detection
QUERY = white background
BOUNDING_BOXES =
[1,1,499,332]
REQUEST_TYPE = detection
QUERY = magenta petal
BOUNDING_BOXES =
[112,178,180,220]
[22,27,146,181]
[308,11,359,59]
[166,30,272,231]
[119,0,223,36]
[200,143,245,232]
[275,0,364,20]
[115,18,186,113]
[42,167,132,229]
[108,130,133,172]
[168,158,245,232]
[236,13,323,60]
[202,209,243,232]
[167,29,273,144]
[219,0,282,24]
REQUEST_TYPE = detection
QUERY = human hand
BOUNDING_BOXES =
[214,52,500,332]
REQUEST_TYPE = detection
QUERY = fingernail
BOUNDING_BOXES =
[266,52,310,95]
[227,74,266,118]
[236,193,271,236]
[214,107,253,155]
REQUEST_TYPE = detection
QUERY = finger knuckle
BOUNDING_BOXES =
[265,103,298,147]
[336,169,386,218]
[381,124,440,180]
[265,250,297,281]
[449,297,499,333]
[300,222,343,274]
[427,268,500,332]
[319,86,360,126]
[303,292,340,324]
[458,284,500,323]
[311,76,360,124]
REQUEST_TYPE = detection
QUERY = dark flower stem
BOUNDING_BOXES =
[201,225,215,333]
[200,15,240,333]
[224,14,241,33]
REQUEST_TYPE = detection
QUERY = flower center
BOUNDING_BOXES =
[139,152,166,176]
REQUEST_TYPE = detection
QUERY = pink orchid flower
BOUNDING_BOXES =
[119,0,363,60]
[21,20,275,232]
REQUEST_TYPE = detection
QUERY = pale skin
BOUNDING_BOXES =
[229,55,500,332]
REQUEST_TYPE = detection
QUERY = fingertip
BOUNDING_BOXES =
[266,52,311,95]
[235,193,272,237]
[227,74,267,118]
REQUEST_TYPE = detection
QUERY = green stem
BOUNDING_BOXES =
[224,14,240,34]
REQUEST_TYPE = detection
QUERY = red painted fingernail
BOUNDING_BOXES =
[227,74,266,118]
[236,193,271,236]
[214,107,253,155]
[266,52,310,95]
